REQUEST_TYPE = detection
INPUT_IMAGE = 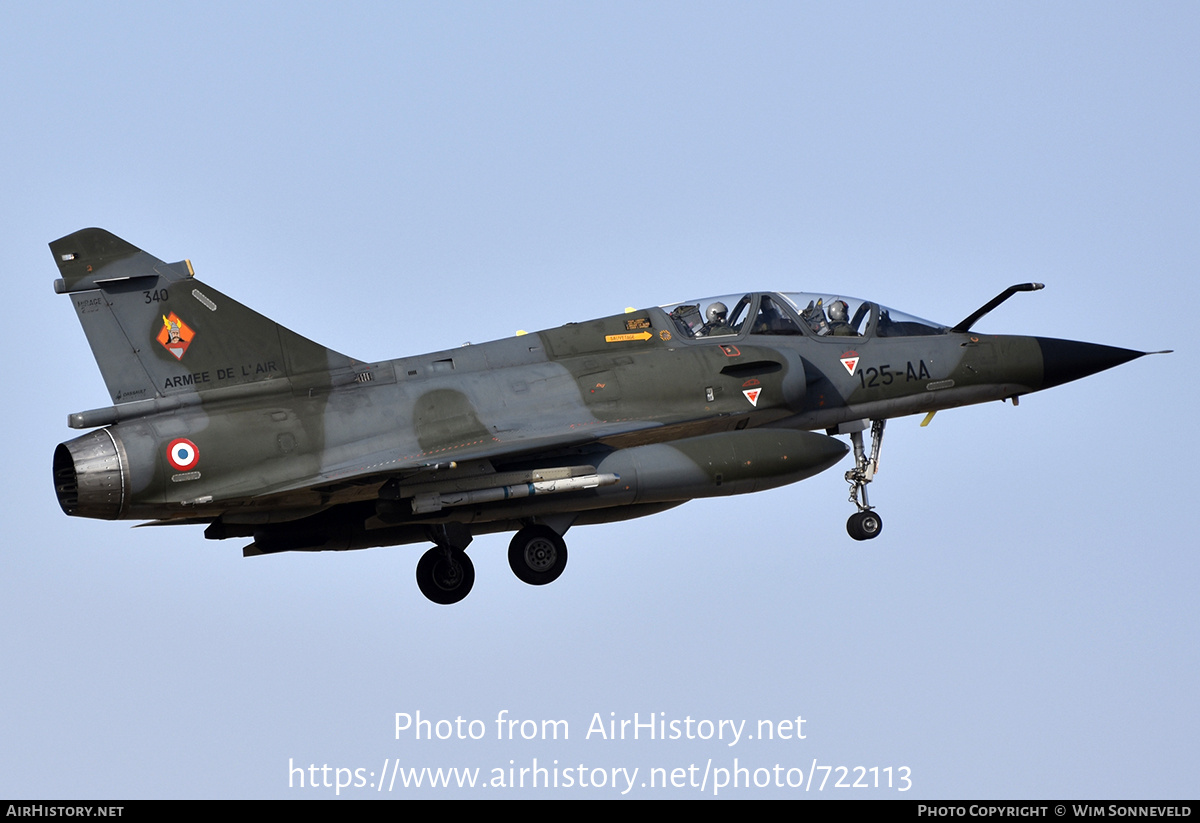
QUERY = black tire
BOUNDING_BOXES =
[416,546,475,604]
[847,510,883,541]
[508,525,568,586]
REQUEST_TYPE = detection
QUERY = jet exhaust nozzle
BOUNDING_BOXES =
[53,429,128,519]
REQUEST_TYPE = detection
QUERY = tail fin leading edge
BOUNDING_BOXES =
[51,228,356,405]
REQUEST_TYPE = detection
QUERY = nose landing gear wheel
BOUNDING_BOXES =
[416,546,475,604]
[847,510,883,541]
[508,525,568,586]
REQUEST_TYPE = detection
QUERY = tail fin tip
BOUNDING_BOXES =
[50,228,164,294]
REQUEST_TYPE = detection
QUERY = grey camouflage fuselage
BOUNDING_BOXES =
[50,228,1153,602]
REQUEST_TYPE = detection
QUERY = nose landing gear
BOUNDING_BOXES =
[847,509,883,540]
[845,419,885,541]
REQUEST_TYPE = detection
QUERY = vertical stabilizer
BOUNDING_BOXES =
[51,228,357,404]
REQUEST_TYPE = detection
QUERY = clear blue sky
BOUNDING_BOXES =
[2,1,1196,798]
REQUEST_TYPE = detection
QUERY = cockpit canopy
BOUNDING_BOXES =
[661,292,947,340]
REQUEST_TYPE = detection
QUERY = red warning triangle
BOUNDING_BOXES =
[840,351,859,376]
[742,388,761,406]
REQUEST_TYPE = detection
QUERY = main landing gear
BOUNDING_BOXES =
[415,524,475,605]
[508,525,568,586]
[845,419,886,541]
[413,522,570,603]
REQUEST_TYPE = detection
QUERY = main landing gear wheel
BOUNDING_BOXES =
[847,510,883,541]
[416,546,475,604]
[508,525,568,586]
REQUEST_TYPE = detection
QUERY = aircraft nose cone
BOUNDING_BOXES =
[1035,337,1145,389]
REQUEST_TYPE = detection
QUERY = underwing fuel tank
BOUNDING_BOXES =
[594,428,848,505]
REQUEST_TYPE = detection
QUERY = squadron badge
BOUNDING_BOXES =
[157,312,195,360]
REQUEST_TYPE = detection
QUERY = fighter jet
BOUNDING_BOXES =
[50,228,1161,603]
